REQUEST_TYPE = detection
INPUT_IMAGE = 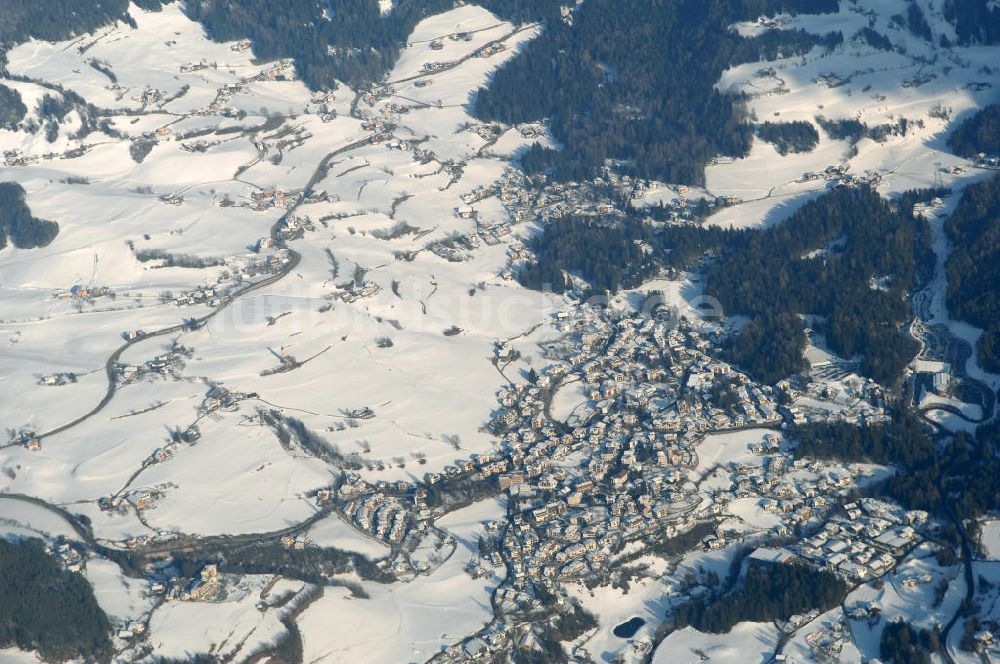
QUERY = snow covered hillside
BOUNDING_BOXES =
[0,0,998,662]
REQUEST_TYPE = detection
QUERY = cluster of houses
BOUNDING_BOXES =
[200,81,243,117]
[362,86,394,108]
[310,92,337,122]
[55,284,111,301]
[179,59,210,73]
[132,87,166,106]
[762,498,926,584]
[442,312,794,587]
[477,43,506,58]
[361,118,390,132]
[171,285,220,307]
[114,620,147,642]
[116,345,192,384]
[3,148,38,167]
[7,429,41,450]
[248,187,297,211]
[803,614,851,658]
[903,72,936,88]
[199,385,255,416]
[37,372,78,386]
[242,186,334,215]
[427,31,476,51]
[421,61,452,73]
[817,71,849,88]
[280,535,311,550]
[229,249,292,280]
[180,138,221,153]
[714,452,858,540]
[310,90,337,107]
[490,167,729,254]
[780,377,890,428]
[249,60,294,84]
[48,540,85,573]
[342,493,412,545]
[171,563,222,601]
[135,561,237,604]
[976,153,1000,170]
[406,301,925,647]
[493,168,622,226]
[188,59,292,119]
[335,280,381,303]
[97,486,166,513]
[131,125,172,148]
[798,164,882,189]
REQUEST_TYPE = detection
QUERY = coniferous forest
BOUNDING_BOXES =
[0,182,59,249]
[0,0,166,47]
[474,0,839,184]
[184,0,453,90]
[0,83,26,130]
[672,561,848,633]
[880,621,937,664]
[947,104,1000,157]
[518,216,657,293]
[793,413,1000,524]
[756,121,820,155]
[0,538,113,662]
[793,413,935,469]
[944,0,1000,45]
[705,186,934,385]
[519,185,937,386]
[945,174,1000,373]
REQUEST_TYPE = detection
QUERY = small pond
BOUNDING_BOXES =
[613,616,646,638]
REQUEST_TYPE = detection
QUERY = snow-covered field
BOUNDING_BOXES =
[0,2,543,528]
[0,0,998,661]
[0,3,542,658]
